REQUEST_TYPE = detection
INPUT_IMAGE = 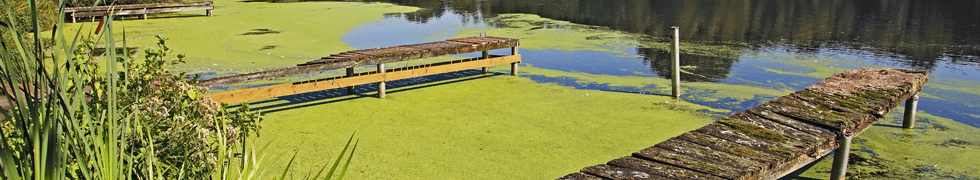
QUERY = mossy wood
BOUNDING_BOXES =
[559,68,928,180]
[196,36,519,88]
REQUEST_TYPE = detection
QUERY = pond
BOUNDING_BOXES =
[62,0,980,179]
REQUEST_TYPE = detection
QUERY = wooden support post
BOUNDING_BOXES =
[377,64,386,98]
[671,26,681,99]
[345,67,356,95]
[510,44,519,76]
[830,131,853,180]
[481,50,489,74]
[903,92,919,129]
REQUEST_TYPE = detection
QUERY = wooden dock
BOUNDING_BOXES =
[200,36,520,104]
[65,1,214,23]
[559,68,929,180]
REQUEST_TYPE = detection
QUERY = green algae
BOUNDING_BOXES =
[834,98,869,113]
[748,50,980,106]
[717,118,788,143]
[453,14,639,54]
[250,75,717,179]
[791,111,980,179]
[54,0,419,73]
[769,148,793,157]
[450,13,744,60]
[517,64,791,111]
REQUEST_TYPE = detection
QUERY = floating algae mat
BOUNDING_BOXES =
[251,74,717,179]
[791,110,980,179]
[56,0,419,73]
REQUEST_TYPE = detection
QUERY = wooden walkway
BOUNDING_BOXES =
[65,1,214,23]
[559,68,929,180]
[201,36,520,104]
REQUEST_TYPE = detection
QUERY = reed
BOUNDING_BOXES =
[0,0,356,179]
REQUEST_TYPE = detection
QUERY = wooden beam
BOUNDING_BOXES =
[204,55,521,104]
[71,5,213,17]
[196,38,519,87]
[64,1,212,13]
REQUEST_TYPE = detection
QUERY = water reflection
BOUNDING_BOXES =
[358,0,980,73]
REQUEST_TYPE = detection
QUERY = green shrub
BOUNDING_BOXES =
[64,35,264,179]
[0,0,356,179]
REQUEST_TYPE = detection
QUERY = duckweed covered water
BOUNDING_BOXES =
[253,75,716,179]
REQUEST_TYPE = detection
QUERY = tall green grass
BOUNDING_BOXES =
[0,0,357,179]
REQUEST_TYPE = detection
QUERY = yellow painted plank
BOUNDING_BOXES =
[204,55,521,104]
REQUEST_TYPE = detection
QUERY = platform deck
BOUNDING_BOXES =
[200,36,520,104]
[559,68,929,180]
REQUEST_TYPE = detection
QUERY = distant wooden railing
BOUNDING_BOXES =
[65,1,213,23]
[199,36,521,104]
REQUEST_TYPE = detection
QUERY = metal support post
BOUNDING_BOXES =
[511,43,519,76]
[345,68,356,95]
[482,50,489,74]
[207,9,213,16]
[830,131,854,180]
[903,92,919,129]
[377,64,386,98]
[671,26,681,99]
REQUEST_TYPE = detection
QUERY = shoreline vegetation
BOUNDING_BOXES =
[0,0,359,179]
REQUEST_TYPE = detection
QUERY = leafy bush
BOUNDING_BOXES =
[65,35,264,178]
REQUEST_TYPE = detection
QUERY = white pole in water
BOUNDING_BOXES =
[903,92,919,128]
[671,26,681,99]
[830,131,854,180]
[511,42,519,76]
[377,63,386,98]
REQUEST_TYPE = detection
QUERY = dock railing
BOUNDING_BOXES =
[65,1,214,23]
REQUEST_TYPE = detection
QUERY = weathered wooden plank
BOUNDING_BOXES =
[654,138,768,178]
[64,1,212,12]
[745,107,829,136]
[558,172,607,180]
[697,122,805,158]
[607,156,723,180]
[203,55,520,104]
[632,146,741,179]
[72,5,213,17]
[581,164,666,180]
[197,37,518,87]
[675,131,788,167]
[729,112,833,155]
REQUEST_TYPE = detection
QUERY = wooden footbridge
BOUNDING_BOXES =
[199,36,520,104]
[65,1,214,23]
[559,68,929,180]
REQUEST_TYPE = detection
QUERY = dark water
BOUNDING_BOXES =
[339,0,980,127]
